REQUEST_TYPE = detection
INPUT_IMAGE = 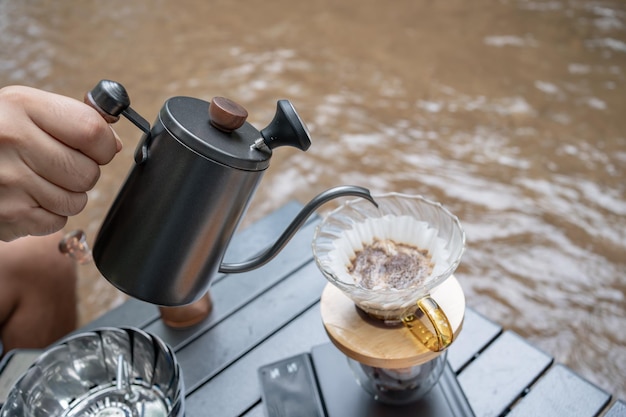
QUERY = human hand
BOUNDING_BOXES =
[0,86,123,241]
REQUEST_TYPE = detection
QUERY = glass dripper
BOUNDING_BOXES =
[312,193,466,351]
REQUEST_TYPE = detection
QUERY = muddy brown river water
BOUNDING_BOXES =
[1,0,625,400]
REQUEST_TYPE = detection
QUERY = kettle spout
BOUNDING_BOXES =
[218,185,376,274]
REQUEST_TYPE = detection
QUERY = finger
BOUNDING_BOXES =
[18,123,101,193]
[23,208,68,237]
[111,126,123,153]
[8,86,120,165]
[26,174,89,218]
[0,164,89,219]
[0,197,68,242]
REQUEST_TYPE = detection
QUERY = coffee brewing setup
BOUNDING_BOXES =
[312,193,466,405]
[1,81,468,415]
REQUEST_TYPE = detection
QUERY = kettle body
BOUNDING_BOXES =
[93,96,268,306]
[86,80,375,307]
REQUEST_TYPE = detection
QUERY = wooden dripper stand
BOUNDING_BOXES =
[59,230,212,328]
[321,277,465,369]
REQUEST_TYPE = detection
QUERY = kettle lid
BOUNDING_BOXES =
[160,96,271,171]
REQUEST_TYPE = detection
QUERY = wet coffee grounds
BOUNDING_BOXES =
[348,238,433,290]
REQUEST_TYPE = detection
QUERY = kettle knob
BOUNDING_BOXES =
[209,97,248,132]
[259,100,311,151]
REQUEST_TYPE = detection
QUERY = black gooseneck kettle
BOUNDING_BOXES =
[85,80,375,306]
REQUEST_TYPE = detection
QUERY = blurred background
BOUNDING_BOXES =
[1,0,624,400]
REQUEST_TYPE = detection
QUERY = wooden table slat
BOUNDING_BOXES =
[448,308,502,373]
[458,330,554,417]
[177,261,326,392]
[242,404,265,417]
[184,304,328,417]
[77,298,159,332]
[143,220,319,350]
[603,400,626,417]
[506,364,611,417]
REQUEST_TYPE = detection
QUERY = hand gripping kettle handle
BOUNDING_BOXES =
[218,185,377,274]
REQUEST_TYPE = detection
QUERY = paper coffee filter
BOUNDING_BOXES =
[327,214,452,288]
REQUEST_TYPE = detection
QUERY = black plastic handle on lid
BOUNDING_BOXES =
[260,100,311,151]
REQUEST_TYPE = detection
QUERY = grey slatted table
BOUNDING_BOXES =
[82,201,625,417]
